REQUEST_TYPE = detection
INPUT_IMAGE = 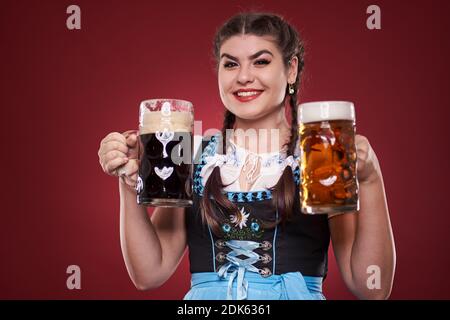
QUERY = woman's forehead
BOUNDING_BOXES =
[220,34,279,57]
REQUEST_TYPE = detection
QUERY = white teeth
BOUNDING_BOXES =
[236,91,260,97]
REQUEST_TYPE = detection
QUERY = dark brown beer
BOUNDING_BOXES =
[137,132,192,206]
[299,102,359,214]
[137,100,194,207]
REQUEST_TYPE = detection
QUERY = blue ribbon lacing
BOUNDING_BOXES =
[217,240,269,300]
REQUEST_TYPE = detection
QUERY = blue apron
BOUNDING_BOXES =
[184,271,325,300]
[184,239,325,300]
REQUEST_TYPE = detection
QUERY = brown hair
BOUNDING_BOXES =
[201,12,305,235]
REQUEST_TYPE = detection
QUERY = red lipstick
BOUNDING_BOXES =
[233,89,264,103]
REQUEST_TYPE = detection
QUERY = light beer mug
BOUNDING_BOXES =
[136,99,194,207]
[298,101,359,214]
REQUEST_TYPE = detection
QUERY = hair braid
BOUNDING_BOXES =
[221,110,235,154]
[201,109,237,235]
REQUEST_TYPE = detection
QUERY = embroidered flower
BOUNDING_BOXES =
[261,154,283,167]
[250,222,260,232]
[221,216,264,241]
[222,223,231,233]
[230,207,250,229]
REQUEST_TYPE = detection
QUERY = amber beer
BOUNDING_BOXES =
[136,99,194,207]
[298,101,359,214]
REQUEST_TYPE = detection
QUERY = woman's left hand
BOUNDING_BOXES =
[355,134,380,184]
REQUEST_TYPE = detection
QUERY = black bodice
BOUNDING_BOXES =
[185,136,331,277]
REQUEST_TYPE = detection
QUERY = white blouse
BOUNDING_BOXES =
[196,135,300,193]
[193,135,344,219]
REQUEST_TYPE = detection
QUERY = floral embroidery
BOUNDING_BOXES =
[221,207,264,241]
[251,222,260,232]
[261,154,285,167]
[222,223,231,233]
[230,207,250,229]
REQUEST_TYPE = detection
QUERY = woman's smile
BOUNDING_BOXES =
[233,89,264,103]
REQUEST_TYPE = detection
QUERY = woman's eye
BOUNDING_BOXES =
[255,59,270,66]
[224,62,238,68]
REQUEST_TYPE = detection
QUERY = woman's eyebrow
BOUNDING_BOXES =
[220,50,274,61]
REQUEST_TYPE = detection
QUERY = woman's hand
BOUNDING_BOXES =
[355,134,380,184]
[98,130,140,189]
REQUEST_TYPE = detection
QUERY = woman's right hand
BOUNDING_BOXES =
[98,131,139,189]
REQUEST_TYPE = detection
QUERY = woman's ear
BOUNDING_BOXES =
[288,56,298,84]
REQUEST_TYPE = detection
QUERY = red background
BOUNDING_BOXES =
[1,0,449,299]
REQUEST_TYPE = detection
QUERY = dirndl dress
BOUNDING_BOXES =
[184,134,330,300]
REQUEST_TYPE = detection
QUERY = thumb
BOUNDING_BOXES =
[126,132,137,148]
[122,130,138,147]
[122,130,139,159]
[126,133,139,159]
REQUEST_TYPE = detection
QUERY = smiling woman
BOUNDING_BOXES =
[203,13,303,239]
[218,35,297,121]
[185,13,334,300]
[98,11,395,301]
[221,49,274,104]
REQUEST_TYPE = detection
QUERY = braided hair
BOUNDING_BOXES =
[202,12,306,235]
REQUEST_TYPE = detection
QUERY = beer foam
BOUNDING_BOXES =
[298,101,355,124]
[139,111,193,134]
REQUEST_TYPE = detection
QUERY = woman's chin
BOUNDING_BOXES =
[232,110,265,121]
[226,105,263,120]
[226,98,283,121]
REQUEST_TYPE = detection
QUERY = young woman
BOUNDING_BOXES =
[98,13,395,300]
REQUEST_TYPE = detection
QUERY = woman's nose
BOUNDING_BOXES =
[237,65,254,84]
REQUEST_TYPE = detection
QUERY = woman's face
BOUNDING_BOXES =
[218,34,297,121]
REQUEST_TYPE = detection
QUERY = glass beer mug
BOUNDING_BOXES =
[298,101,359,214]
[136,99,194,207]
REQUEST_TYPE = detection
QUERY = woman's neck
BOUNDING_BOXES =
[231,105,291,154]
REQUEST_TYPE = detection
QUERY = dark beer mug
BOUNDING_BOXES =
[298,101,359,215]
[136,99,194,207]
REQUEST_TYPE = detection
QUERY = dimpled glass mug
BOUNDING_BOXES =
[298,101,359,215]
[136,99,194,207]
